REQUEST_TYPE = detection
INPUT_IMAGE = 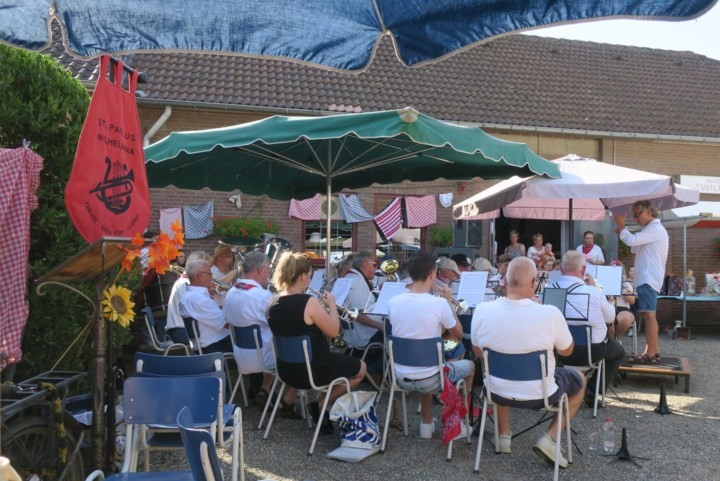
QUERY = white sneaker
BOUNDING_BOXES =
[533,433,568,469]
[419,418,437,439]
[452,422,468,441]
[498,433,512,454]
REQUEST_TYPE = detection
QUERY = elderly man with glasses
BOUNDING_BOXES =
[180,260,232,354]
[342,251,385,351]
[613,200,668,364]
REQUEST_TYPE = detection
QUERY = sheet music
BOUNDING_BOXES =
[309,270,325,294]
[367,282,406,316]
[331,277,353,306]
[594,265,623,296]
[585,264,598,279]
[457,271,488,307]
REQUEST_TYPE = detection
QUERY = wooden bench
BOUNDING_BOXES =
[618,355,691,393]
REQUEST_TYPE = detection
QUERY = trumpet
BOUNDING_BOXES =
[306,287,359,322]
[169,265,232,296]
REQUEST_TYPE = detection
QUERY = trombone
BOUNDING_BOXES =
[432,283,469,315]
[169,265,232,296]
[306,287,359,321]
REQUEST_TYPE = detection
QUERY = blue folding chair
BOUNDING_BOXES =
[119,377,221,473]
[381,336,471,461]
[134,352,235,448]
[474,349,572,481]
[566,324,605,418]
[178,406,245,481]
[139,307,190,356]
[228,325,274,405]
[263,334,351,456]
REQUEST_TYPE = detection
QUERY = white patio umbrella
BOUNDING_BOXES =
[453,154,700,221]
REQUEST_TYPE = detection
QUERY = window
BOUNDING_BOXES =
[374,194,424,262]
[302,221,354,260]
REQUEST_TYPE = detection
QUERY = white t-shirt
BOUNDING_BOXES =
[549,275,615,343]
[620,218,668,293]
[343,269,380,348]
[223,279,274,373]
[166,275,190,330]
[615,280,635,309]
[180,286,230,348]
[471,297,572,401]
[387,292,456,380]
[527,245,544,260]
[576,244,604,264]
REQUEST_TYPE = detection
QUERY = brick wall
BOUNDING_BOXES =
[140,107,720,326]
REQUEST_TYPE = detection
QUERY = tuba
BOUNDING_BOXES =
[379,259,400,282]
[265,236,292,291]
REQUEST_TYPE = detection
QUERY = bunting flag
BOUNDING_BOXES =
[288,193,322,220]
[438,192,453,208]
[405,195,437,228]
[374,197,403,240]
[339,193,373,223]
[183,200,214,239]
[159,207,183,239]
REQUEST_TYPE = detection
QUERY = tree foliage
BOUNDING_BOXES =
[0,45,129,377]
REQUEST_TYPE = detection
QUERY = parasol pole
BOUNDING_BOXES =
[325,176,332,276]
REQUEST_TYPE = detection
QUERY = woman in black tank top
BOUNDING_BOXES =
[268,252,366,420]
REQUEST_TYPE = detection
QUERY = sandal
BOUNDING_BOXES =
[279,397,301,420]
[253,388,269,408]
[628,354,660,365]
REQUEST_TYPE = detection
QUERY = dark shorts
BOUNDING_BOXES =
[487,368,584,409]
[636,283,659,313]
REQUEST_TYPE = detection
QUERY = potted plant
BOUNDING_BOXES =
[429,224,453,247]
[213,216,279,245]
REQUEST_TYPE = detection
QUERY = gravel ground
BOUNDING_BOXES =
[149,332,719,481]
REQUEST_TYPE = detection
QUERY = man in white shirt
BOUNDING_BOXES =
[387,252,474,440]
[166,251,212,343]
[548,251,624,405]
[471,257,585,467]
[614,200,669,364]
[576,230,605,265]
[180,260,232,354]
[343,251,384,350]
[223,251,274,406]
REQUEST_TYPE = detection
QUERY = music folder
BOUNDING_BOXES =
[457,271,488,308]
[367,281,406,316]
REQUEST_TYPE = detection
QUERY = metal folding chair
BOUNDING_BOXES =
[178,405,244,481]
[566,324,605,418]
[134,352,235,448]
[139,307,190,356]
[263,334,351,456]
[229,324,279,429]
[474,349,572,481]
[118,377,226,474]
[381,336,471,461]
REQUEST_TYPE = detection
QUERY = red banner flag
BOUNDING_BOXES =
[65,56,150,242]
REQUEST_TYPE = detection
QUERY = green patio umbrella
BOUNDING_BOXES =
[144,107,559,270]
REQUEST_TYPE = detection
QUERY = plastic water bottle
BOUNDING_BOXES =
[603,417,615,454]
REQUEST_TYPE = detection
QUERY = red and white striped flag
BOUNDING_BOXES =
[405,195,437,228]
[288,193,322,220]
[374,197,403,240]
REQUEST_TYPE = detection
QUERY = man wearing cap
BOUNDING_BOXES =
[436,257,465,360]
[451,254,473,273]
[437,257,462,296]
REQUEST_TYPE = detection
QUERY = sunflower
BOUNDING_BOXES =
[102,284,135,328]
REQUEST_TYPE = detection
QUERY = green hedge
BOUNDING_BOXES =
[0,45,130,377]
